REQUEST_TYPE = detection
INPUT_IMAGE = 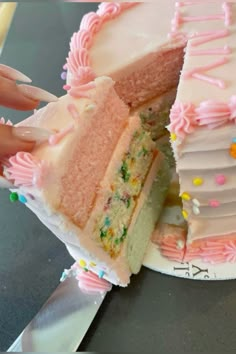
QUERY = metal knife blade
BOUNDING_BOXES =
[7,274,107,352]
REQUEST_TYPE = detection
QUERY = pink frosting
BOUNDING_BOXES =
[195,96,236,129]
[183,57,228,89]
[190,29,229,47]
[184,239,236,264]
[67,104,80,120]
[155,224,236,265]
[80,12,102,33]
[169,96,236,138]
[0,117,13,126]
[97,2,121,18]
[6,152,47,188]
[77,270,112,294]
[222,2,233,27]
[70,29,92,51]
[169,101,196,139]
[159,236,185,262]
[152,224,186,262]
[67,48,90,73]
[171,4,229,34]
[66,2,138,89]
[70,67,96,87]
[69,81,95,99]
[48,123,74,145]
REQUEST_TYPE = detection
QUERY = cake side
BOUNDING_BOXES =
[166,2,236,264]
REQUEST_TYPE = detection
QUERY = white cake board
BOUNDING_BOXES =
[143,199,236,281]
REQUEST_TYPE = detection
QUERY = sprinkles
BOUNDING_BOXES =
[181,192,191,201]
[182,210,188,219]
[229,143,236,158]
[9,192,18,202]
[209,199,220,208]
[215,174,226,185]
[193,177,203,186]
[79,259,87,268]
[98,270,105,279]
[19,195,27,204]
[60,71,67,80]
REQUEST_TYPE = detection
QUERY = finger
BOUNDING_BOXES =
[0,75,39,110]
[0,124,35,157]
[0,63,32,83]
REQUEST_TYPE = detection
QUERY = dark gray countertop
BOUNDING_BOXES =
[1,3,236,353]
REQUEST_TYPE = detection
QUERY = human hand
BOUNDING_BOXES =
[0,64,57,161]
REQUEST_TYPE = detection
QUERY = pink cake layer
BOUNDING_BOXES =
[16,77,129,228]
[60,89,128,227]
[114,46,184,108]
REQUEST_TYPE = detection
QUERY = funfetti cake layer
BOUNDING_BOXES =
[2,76,169,286]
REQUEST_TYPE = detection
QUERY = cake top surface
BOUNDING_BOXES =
[66,1,236,85]
[89,2,174,76]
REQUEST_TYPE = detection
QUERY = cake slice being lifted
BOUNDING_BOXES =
[2,77,170,286]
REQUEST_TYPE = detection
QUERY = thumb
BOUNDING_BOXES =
[0,124,35,157]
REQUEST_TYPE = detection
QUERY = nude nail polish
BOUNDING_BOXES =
[12,126,53,142]
[18,84,58,103]
[0,64,32,83]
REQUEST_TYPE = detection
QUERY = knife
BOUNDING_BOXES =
[7,272,108,352]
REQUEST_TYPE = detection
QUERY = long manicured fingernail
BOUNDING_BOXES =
[18,84,58,103]
[12,126,53,142]
[0,64,32,83]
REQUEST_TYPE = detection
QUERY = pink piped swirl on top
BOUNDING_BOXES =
[169,101,196,139]
[169,96,236,139]
[80,12,102,33]
[77,270,112,294]
[97,2,121,19]
[6,152,47,188]
[66,2,138,89]
[0,117,13,126]
[68,48,90,70]
[70,67,96,87]
[70,30,92,51]
[195,96,236,129]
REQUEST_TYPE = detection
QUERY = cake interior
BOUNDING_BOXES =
[95,128,157,259]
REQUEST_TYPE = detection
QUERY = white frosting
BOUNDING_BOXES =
[174,2,236,242]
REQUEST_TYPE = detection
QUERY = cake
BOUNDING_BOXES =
[63,1,236,266]
[2,1,236,290]
[2,76,170,286]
